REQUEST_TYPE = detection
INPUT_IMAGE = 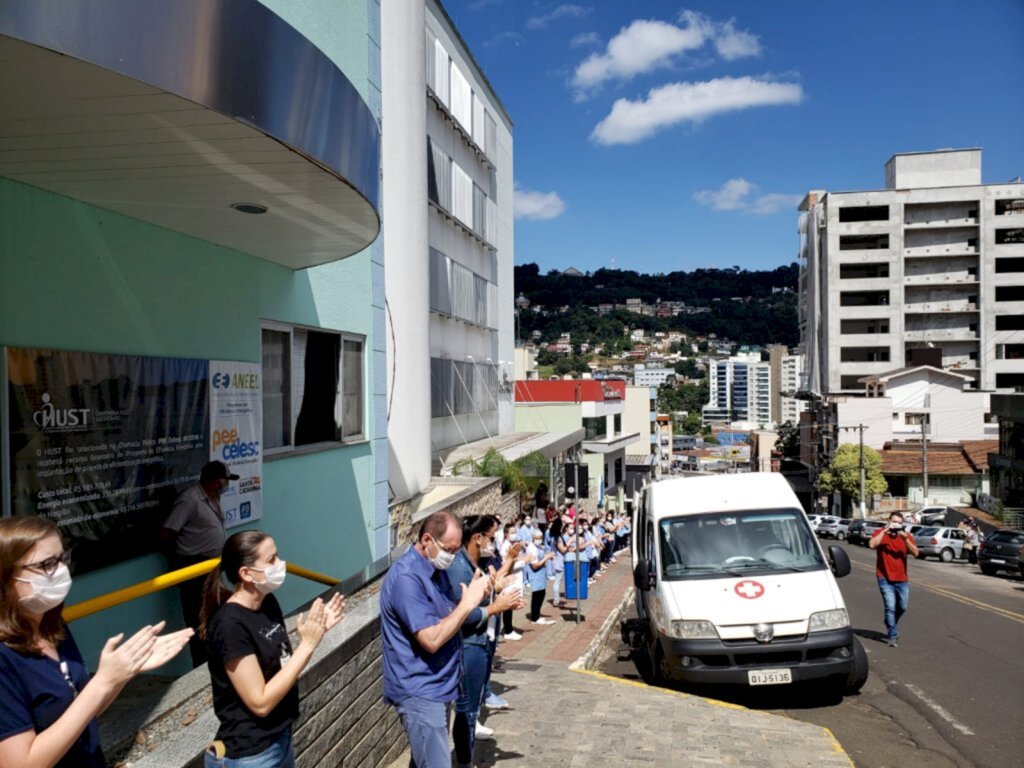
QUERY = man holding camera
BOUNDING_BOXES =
[869,511,919,647]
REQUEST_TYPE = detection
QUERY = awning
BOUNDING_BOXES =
[583,432,641,454]
[434,430,585,473]
[0,0,380,268]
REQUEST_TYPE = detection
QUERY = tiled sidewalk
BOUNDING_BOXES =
[496,551,634,664]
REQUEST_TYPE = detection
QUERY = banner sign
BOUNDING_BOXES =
[5,347,209,573]
[209,361,263,527]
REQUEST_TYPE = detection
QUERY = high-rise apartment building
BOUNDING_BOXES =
[799,149,1024,395]
[383,0,514,498]
[703,354,773,427]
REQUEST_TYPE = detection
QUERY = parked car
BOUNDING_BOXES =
[817,516,839,537]
[818,517,851,540]
[915,506,949,526]
[848,519,886,545]
[807,514,823,529]
[914,526,966,562]
[977,530,1024,576]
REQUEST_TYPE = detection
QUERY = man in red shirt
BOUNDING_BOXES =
[869,512,920,647]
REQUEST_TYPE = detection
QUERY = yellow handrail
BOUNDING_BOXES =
[63,560,340,623]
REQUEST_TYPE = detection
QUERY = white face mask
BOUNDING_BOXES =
[508,534,519,543]
[479,537,495,558]
[427,539,456,570]
[16,563,73,614]
[524,518,533,527]
[252,560,287,594]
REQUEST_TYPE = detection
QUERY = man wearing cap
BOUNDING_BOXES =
[161,460,239,666]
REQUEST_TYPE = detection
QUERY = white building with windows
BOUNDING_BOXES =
[703,354,773,428]
[383,0,514,499]
[799,148,1024,396]
[634,366,676,388]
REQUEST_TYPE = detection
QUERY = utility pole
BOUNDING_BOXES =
[921,420,929,505]
[839,424,868,519]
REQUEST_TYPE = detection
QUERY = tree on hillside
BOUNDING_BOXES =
[674,358,703,379]
[775,421,801,460]
[817,444,887,505]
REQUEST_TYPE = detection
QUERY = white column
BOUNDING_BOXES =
[382,0,430,498]
[606,413,614,439]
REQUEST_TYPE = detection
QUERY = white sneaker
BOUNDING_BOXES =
[475,722,495,740]
[502,631,523,641]
[536,617,556,625]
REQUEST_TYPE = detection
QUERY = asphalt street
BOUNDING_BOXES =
[598,538,1024,768]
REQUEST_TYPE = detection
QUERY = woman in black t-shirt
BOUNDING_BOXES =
[200,530,344,767]
[0,516,192,768]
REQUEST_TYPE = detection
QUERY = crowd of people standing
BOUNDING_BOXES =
[381,502,631,768]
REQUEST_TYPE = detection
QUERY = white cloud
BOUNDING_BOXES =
[514,187,567,220]
[714,19,762,60]
[693,178,800,215]
[527,4,591,30]
[573,19,706,89]
[572,11,760,92]
[570,31,601,48]
[694,178,755,210]
[590,76,804,145]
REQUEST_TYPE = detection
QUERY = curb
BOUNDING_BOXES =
[569,585,634,671]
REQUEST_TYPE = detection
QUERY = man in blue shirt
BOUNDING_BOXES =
[380,511,492,768]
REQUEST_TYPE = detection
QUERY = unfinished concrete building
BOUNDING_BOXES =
[799,149,1024,395]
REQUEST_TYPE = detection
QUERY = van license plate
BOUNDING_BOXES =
[748,669,792,686]
[989,559,1005,564]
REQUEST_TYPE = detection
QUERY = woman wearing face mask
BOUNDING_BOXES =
[0,516,192,768]
[448,516,523,768]
[497,523,523,641]
[200,531,344,767]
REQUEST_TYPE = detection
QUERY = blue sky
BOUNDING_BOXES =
[443,1,1024,273]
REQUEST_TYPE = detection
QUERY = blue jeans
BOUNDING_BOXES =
[453,642,489,766]
[482,633,498,701]
[204,730,294,767]
[877,576,910,639]
[394,696,452,768]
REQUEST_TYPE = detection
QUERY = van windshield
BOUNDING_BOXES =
[658,508,825,580]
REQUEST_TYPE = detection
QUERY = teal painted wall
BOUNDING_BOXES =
[0,174,382,670]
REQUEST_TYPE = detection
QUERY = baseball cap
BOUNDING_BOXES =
[200,460,240,483]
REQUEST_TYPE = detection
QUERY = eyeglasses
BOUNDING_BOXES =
[21,550,71,576]
[429,537,460,555]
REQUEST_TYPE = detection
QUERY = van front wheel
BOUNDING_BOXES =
[845,637,869,695]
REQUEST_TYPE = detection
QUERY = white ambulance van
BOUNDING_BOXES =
[627,473,867,696]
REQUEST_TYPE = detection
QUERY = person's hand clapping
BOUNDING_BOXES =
[460,569,492,607]
[323,592,345,632]
[491,587,522,614]
[297,598,328,648]
[139,627,194,672]
[95,622,163,688]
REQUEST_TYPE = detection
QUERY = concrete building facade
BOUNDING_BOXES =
[383,0,514,499]
[799,148,1024,395]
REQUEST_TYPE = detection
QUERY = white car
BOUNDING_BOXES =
[818,517,851,540]
[628,474,868,697]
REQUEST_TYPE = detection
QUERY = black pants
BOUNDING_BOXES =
[529,587,546,621]
[170,553,212,668]
[502,608,514,635]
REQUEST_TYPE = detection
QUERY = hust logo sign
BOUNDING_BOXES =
[33,393,90,431]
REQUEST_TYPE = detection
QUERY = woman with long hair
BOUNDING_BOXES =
[0,516,191,768]
[200,530,343,767]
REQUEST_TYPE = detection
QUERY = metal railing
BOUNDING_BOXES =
[63,560,340,623]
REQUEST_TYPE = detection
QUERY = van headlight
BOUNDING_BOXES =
[669,620,719,639]
[808,609,849,632]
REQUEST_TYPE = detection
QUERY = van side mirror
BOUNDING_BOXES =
[828,545,851,578]
[633,558,656,591]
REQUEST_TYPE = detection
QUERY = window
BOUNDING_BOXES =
[839,234,889,251]
[996,228,1024,245]
[840,290,889,306]
[996,315,1024,331]
[428,248,497,329]
[261,324,364,452]
[995,285,1024,302]
[839,205,888,222]
[995,373,1024,390]
[840,263,889,279]
[583,417,605,441]
[995,199,1024,216]
[427,139,451,210]
[995,258,1024,273]
[431,357,499,418]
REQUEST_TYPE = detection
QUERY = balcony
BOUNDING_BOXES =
[583,432,642,454]
[903,329,978,342]
[903,301,978,314]
[904,273,979,287]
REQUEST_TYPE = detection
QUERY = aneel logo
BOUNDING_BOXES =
[212,372,259,390]
[212,427,260,460]
[32,393,90,431]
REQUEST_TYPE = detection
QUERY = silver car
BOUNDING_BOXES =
[817,516,850,539]
[913,526,966,562]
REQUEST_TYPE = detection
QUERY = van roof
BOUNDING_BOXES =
[647,474,801,520]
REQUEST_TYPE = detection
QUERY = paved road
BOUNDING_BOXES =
[597,540,1024,768]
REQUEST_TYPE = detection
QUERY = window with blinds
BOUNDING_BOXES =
[427,139,451,211]
[451,161,473,226]
[430,357,500,418]
[449,62,473,134]
[429,248,497,329]
[261,324,365,453]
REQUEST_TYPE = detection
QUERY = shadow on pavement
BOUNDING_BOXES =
[854,627,889,644]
